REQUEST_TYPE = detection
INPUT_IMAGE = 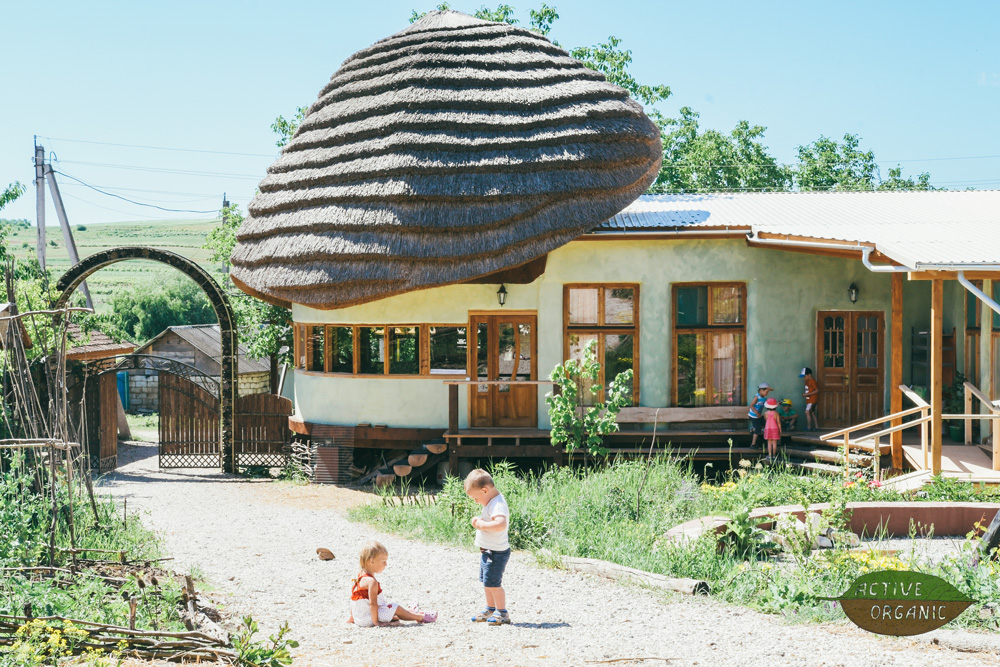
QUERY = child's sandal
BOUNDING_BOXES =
[421,611,438,623]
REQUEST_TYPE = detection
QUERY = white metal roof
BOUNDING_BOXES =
[596,190,1000,269]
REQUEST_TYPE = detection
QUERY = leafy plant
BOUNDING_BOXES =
[232,616,298,667]
[546,339,633,455]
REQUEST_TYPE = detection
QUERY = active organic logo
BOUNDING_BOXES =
[823,571,974,636]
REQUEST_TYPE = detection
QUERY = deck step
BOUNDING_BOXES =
[785,460,849,476]
[787,434,891,455]
[784,446,872,466]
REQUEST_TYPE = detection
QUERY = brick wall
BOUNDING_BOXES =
[238,372,271,397]
[311,441,355,484]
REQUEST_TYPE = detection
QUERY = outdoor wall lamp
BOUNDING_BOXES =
[497,284,508,307]
[848,282,859,304]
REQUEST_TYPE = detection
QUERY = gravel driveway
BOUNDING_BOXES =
[96,441,1000,667]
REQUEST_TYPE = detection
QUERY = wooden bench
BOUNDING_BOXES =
[612,405,752,446]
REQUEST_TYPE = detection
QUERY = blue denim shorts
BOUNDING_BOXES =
[479,548,511,588]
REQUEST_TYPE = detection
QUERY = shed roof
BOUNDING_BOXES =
[65,323,135,360]
[594,190,1000,269]
[231,10,661,310]
[133,325,270,374]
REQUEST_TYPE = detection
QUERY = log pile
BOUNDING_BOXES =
[0,614,234,662]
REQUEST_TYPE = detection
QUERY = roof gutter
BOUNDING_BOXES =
[588,227,747,237]
[860,246,912,272]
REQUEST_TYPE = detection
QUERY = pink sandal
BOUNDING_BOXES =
[420,611,438,623]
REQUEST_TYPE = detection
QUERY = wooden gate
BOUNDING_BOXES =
[235,393,292,467]
[98,372,118,471]
[159,373,221,468]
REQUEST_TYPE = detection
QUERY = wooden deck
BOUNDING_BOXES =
[901,444,1000,481]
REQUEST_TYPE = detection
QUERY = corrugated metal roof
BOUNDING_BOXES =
[135,324,270,374]
[595,190,1000,267]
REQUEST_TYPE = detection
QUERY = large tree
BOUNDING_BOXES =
[794,133,933,191]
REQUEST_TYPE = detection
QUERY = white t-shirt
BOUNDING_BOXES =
[474,492,510,551]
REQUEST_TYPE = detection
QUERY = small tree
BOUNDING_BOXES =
[546,340,633,455]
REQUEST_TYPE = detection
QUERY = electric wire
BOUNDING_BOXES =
[37,135,276,158]
[53,170,221,214]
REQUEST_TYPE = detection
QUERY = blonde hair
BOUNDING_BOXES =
[358,541,388,571]
[464,468,494,492]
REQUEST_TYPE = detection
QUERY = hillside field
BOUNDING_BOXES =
[5,218,225,312]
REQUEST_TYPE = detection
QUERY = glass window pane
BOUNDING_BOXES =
[605,334,633,402]
[568,332,599,406]
[388,326,419,375]
[712,286,741,324]
[604,288,634,325]
[676,333,706,406]
[676,286,708,327]
[569,288,599,325]
[514,323,532,381]
[358,327,385,374]
[329,326,353,373]
[966,334,979,385]
[429,326,467,375]
[711,332,743,405]
[476,323,489,392]
[308,325,325,372]
[296,326,306,369]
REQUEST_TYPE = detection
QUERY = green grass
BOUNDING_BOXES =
[351,458,1000,630]
[4,218,225,313]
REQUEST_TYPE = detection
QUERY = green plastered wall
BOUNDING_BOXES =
[291,238,965,430]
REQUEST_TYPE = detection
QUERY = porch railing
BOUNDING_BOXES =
[820,384,932,478]
[820,382,1000,476]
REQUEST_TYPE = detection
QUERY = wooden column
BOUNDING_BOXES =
[931,279,944,475]
[890,272,904,469]
[982,280,993,449]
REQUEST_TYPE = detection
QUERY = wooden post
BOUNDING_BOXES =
[890,272,903,468]
[448,383,459,435]
[965,384,973,445]
[931,279,943,475]
[35,143,46,271]
[994,415,1000,472]
[921,408,928,470]
[981,279,992,448]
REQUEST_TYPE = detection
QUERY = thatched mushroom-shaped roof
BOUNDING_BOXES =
[231,10,662,310]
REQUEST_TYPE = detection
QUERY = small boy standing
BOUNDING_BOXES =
[465,469,511,626]
[800,367,821,431]
[747,382,772,450]
[778,399,797,432]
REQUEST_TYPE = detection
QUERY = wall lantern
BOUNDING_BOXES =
[848,282,859,304]
[497,284,508,307]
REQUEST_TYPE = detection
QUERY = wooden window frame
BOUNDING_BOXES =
[293,323,468,378]
[671,282,748,408]
[563,284,640,404]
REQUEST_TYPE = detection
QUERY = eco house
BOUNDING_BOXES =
[232,12,1000,483]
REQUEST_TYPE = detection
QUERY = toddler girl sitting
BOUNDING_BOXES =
[349,541,437,627]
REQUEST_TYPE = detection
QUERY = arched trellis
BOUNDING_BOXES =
[54,247,239,472]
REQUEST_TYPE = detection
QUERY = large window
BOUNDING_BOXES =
[673,283,746,407]
[564,284,639,405]
[293,324,466,377]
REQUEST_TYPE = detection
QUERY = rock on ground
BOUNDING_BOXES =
[97,441,1000,667]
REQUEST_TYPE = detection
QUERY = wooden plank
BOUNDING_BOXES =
[617,406,746,423]
[908,271,1000,281]
[448,384,459,434]
[891,272,904,469]
[931,279,944,476]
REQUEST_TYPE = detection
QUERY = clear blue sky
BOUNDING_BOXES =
[3,0,999,226]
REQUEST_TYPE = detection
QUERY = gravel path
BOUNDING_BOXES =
[97,441,1000,667]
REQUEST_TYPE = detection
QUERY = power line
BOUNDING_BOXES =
[59,191,199,220]
[56,159,262,180]
[53,170,222,214]
[38,135,276,158]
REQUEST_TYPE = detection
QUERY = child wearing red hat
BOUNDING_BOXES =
[763,397,782,462]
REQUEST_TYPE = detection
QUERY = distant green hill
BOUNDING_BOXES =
[5,218,226,313]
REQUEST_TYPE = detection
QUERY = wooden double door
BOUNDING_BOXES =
[469,312,538,428]
[816,311,885,428]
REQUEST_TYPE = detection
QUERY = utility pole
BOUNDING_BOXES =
[44,166,93,310]
[34,140,46,271]
[221,193,230,271]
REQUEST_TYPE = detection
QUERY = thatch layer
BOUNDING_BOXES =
[232,10,662,309]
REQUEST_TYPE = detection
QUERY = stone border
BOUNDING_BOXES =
[666,502,1000,543]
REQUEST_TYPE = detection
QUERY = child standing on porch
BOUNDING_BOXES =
[747,382,772,450]
[800,367,821,431]
[763,397,782,461]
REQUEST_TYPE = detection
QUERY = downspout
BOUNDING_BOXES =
[860,246,912,272]
[957,271,1000,319]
